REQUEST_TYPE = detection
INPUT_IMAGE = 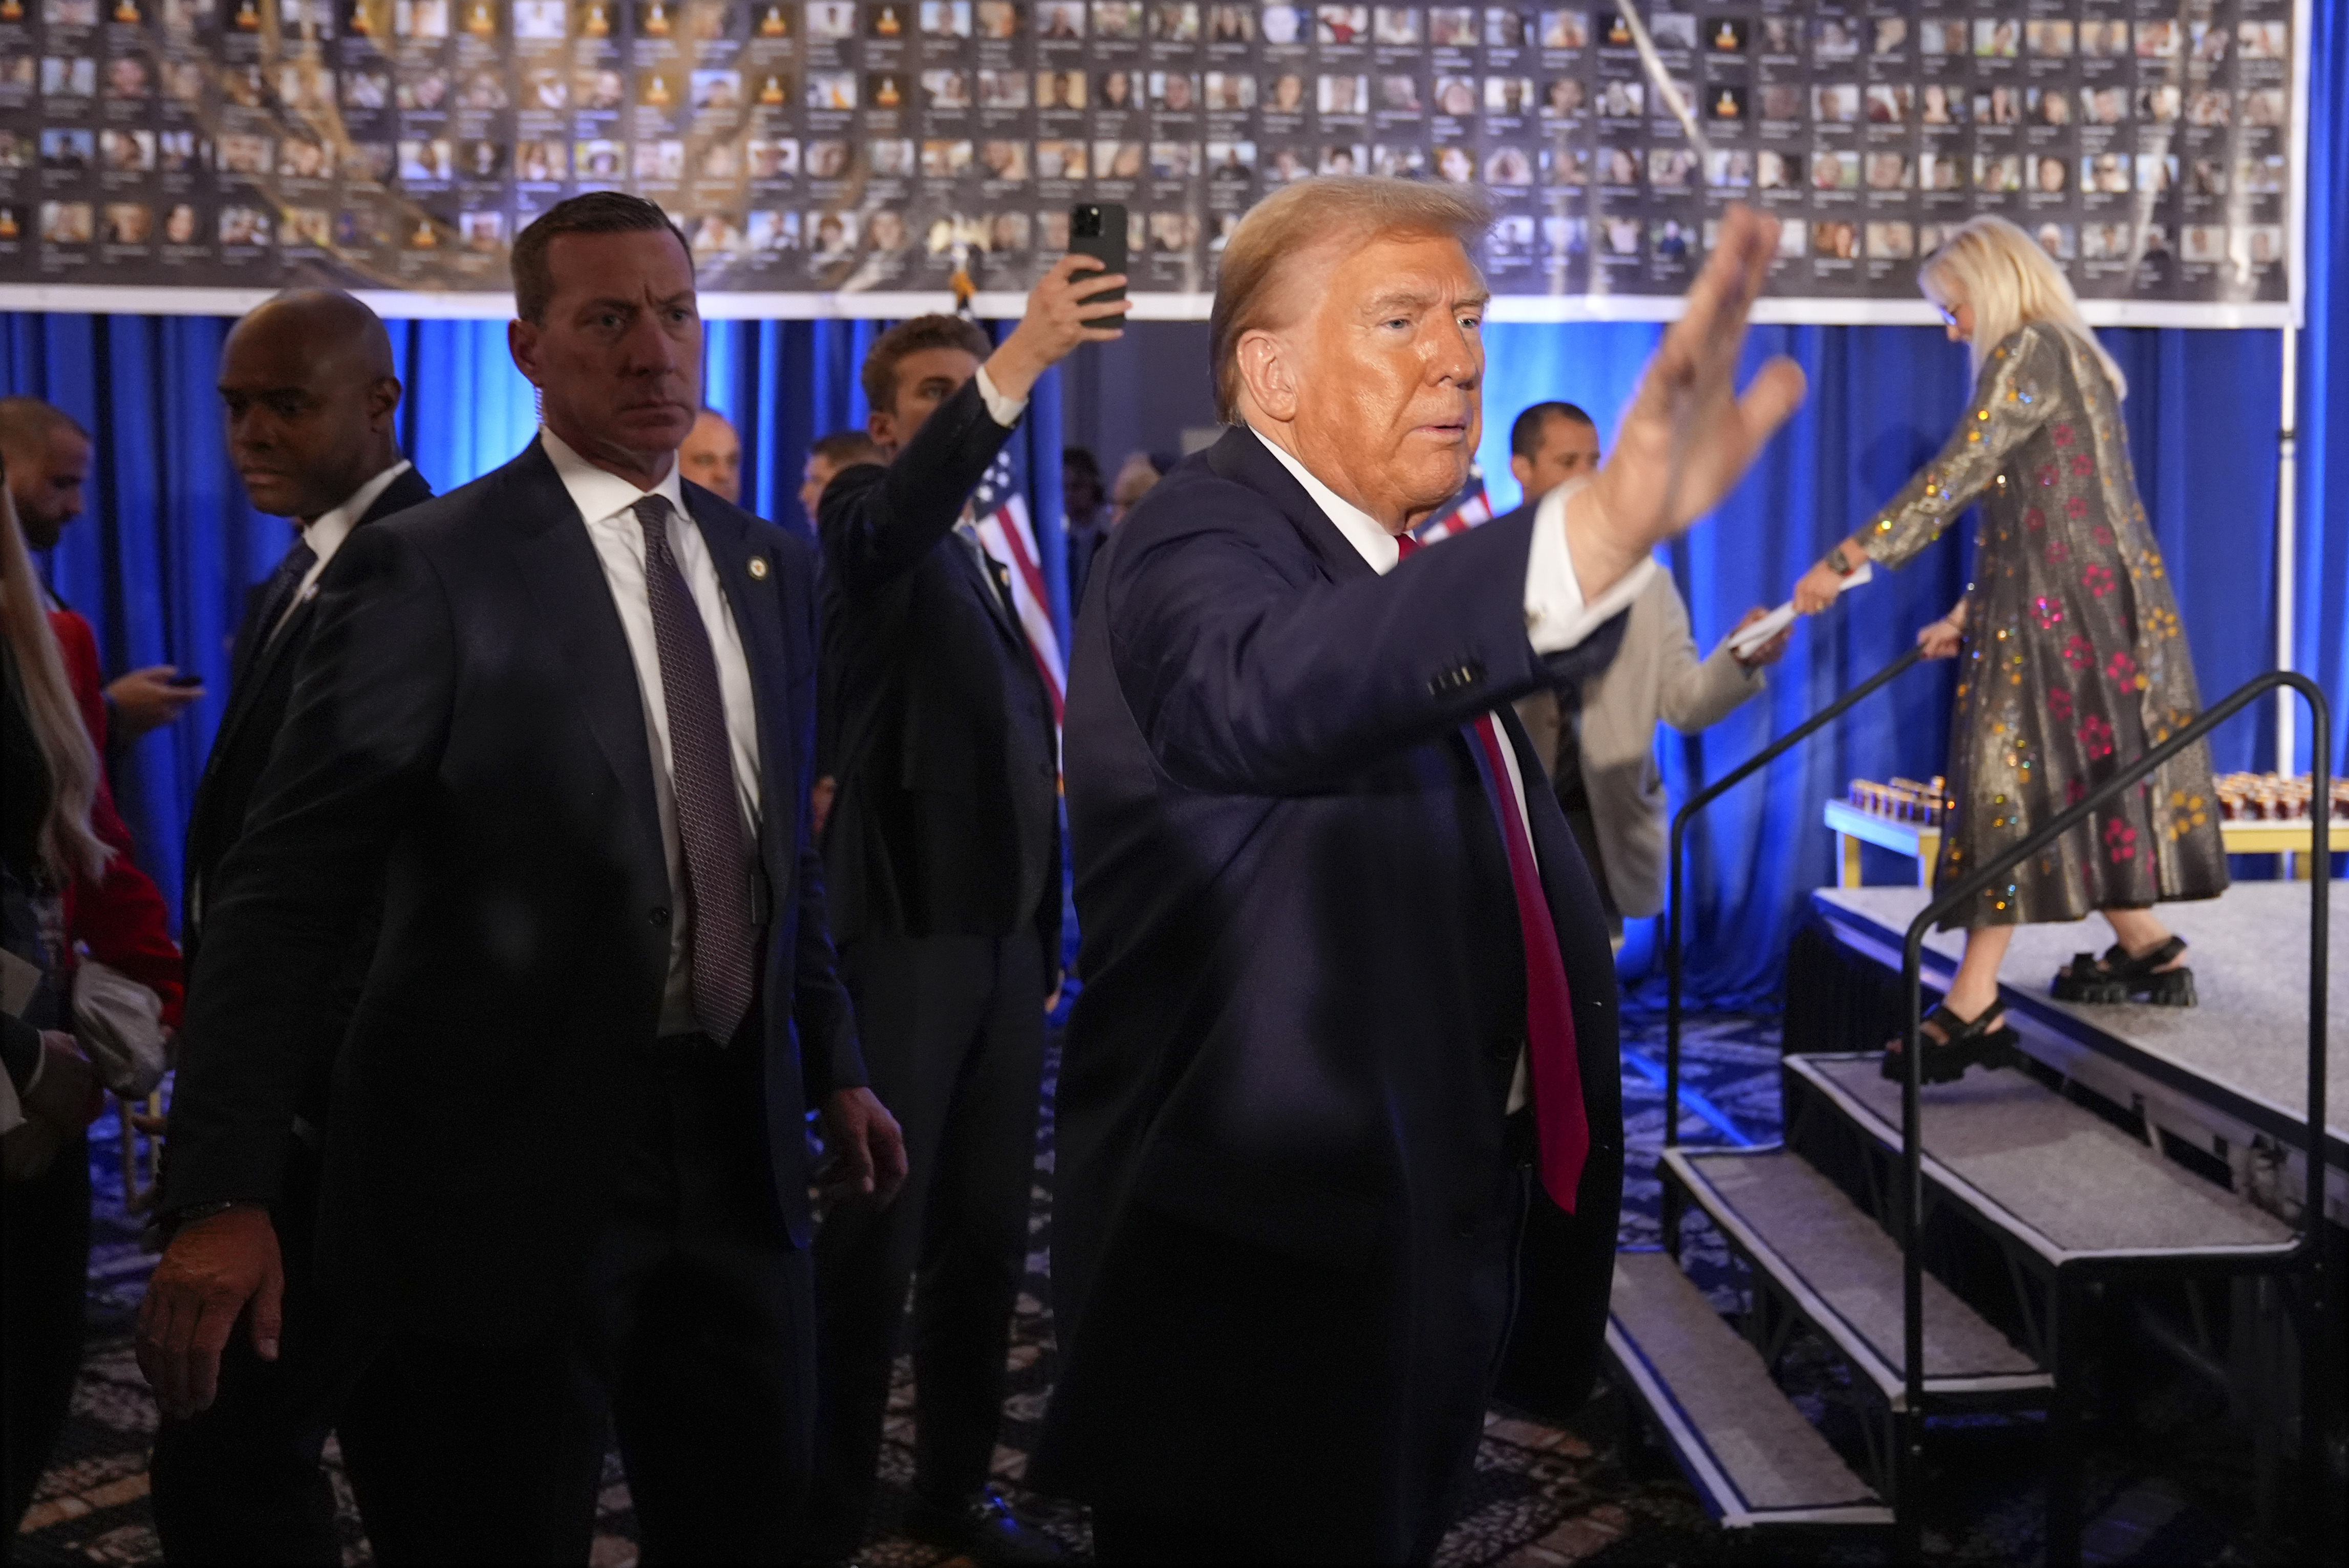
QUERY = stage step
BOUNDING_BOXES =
[1787,1055,2298,1265]
[1663,1147,2052,1409]
[1606,1251,1893,1530]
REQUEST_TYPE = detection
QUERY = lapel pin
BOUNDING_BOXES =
[746,555,770,580]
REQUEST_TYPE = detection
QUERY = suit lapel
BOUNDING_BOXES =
[217,548,305,748]
[499,442,667,877]
[1498,702,1604,947]
[687,485,795,897]
[953,527,1030,652]
[211,468,440,774]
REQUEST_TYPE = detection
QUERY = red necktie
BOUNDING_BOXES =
[1397,533,1589,1212]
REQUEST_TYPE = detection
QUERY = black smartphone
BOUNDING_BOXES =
[1066,201,1128,307]
[166,672,205,688]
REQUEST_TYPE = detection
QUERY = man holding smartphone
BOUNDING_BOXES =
[0,397,206,744]
[810,251,1125,1563]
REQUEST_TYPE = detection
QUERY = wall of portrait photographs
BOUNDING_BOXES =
[0,0,2307,318]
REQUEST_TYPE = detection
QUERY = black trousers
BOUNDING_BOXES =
[164,1035,816,1565]
[3,1128,89,1540]
[808,932,1045,1554]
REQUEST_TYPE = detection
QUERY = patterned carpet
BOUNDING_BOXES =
[12,1013,2273,1565]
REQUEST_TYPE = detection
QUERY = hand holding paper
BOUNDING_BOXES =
[1729,561,1870,658]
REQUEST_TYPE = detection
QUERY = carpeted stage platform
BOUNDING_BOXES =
[1792,880,2346,1228]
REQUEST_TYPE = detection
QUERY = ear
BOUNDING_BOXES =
[866,405,895,453]
[507,318,542,388]
[1509,453,1534,490]
[369,376,403,430]
[1234,329,1298,424]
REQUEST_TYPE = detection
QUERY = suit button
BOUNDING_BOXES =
[1489,1032,1525,1063]
[650,906,671,927]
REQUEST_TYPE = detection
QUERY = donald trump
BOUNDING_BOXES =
[1035,180,1804,1560]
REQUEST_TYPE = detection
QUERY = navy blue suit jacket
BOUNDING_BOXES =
[164,440,860,1340]
[1037,427,1629,1542]
[181,466,434,1128]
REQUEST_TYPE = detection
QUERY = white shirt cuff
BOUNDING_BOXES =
[973,365,1028,428]
[1523,479,1656,654]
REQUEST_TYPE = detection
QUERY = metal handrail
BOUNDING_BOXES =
[1893,671,2332,1559]
[1664,643,1925,1161]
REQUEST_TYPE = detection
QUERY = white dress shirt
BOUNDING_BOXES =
[275,460,414,638]
[540,426,764,1036]
[972,364,1027,428]
[1250,428,1650,1112]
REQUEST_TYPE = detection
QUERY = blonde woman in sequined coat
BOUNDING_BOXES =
[1794,216,2229,1082]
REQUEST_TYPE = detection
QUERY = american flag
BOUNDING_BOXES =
[969,448,1067,731]
[1407,467,1495,547]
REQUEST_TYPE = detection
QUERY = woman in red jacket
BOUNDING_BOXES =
[46,606,186,1027]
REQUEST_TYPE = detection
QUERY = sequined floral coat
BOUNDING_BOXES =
[1860,323,2228,930]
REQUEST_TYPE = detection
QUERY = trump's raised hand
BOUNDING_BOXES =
[1569,206,1808,598]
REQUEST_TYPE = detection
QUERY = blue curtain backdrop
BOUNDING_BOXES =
[1,312,1071,940]
[3,3,2340,1001]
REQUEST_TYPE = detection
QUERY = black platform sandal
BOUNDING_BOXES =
[2051,936,2196,1006]
[1881,1002,2019,1084]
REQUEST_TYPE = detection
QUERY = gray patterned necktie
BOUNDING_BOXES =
[632,495,757,1043]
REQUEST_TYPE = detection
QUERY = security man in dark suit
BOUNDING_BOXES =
[137,194,906,1563]
[809,260,1126,1562]
[148,288,436,1563]
[1035,186,1805,1562]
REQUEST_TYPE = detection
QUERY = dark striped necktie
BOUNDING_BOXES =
[632,495,757,1043]
[252,539,318,650]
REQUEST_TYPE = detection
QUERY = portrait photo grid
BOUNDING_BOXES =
[0,0,2299,307]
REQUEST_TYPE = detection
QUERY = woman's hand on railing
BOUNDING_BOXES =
[1917,615,1964,659]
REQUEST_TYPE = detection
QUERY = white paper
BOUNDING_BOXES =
[1728,562,1871,657]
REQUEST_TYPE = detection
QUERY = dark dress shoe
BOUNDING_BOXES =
[905,1487,1066,1564]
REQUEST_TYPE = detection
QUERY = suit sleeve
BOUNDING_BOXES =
[819,376,1019,595]
[782,554,866,1103]
[1650,577,1765,736]
[1859,325,2059,571]
[161,525,456,1212]
[1108,502,1626,797]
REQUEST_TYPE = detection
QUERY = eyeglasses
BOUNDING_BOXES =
[1935,303,1961,327]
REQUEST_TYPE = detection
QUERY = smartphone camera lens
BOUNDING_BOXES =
[1073,205,1103,238]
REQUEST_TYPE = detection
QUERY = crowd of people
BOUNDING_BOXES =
[0,184,2219,1565]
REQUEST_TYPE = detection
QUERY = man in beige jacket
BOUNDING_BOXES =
[1507,401,1791,938]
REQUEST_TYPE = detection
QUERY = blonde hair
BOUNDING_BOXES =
[1919,214,2128,400]
[0,478,108,884]
[1208,176,1492,422]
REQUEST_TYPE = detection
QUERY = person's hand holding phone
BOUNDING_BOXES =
[106,665,205,740]
[984,253,1131,402]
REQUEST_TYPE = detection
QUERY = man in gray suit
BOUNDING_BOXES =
[1507,401,1791,938]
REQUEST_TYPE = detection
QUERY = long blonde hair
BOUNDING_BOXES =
[1919,215,2129,401]
[0,474,109,884]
